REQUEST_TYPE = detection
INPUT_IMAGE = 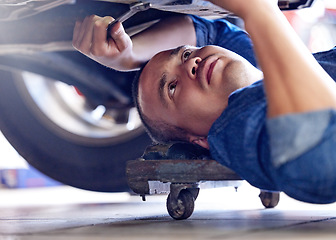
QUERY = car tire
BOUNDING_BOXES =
[0,69,152,192]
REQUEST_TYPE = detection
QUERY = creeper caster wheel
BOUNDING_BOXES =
[166,189,195,220]
[259,191,280,208]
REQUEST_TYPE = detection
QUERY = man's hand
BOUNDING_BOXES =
[72,15,139,71]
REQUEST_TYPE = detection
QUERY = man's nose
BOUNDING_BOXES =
[184,57,201,80]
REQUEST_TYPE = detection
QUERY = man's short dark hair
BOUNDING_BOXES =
[132,62,189,144]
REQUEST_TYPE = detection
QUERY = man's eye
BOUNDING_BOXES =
[182,50,192,62]
[168,81,177,98]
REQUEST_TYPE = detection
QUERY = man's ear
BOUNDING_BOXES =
[189,136,209,149]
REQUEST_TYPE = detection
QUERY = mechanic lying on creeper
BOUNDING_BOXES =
[73,0,336,204]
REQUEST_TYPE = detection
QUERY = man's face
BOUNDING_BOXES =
[138,45,261,141]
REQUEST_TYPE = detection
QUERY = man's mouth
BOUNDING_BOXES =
[207,59,218,84]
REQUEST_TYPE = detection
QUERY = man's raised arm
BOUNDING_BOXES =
[72,15,196,72]
[209,0,336,117]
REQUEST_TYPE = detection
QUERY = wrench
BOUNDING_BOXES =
[106,2,151,40]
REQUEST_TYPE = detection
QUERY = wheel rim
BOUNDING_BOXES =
[14,71,144,146]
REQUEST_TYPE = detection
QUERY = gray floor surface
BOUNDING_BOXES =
[0,184,335,240]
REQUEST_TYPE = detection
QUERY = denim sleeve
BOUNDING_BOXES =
[266,109,336,204]
[189,15,257,67]
[313,47,336,81]
[266,109,331,168]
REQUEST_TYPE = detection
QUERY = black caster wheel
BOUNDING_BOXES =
[259,191,280,208]
[166,189,195,220]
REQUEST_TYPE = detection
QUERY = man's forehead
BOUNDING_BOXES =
[139,44,198,97]
[139,49,172,89]
[138,45,188,104]
[138,57,163,107]
[138,49,176,122]
[143,45,186,71]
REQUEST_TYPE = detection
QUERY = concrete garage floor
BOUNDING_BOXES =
[0,184,336,240]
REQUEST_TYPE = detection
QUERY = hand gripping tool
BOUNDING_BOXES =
[106,2,151,40]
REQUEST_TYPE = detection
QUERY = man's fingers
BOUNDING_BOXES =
[91,16,116,56]
[72,16,93,53]
[91,19,131,56]
[108,21,132,52]
[73,14,132,63]
[80,15,106,54]
[76,16,92,50]
[72,15,102,55]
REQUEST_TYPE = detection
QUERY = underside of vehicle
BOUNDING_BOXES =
[0,0,321,192]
